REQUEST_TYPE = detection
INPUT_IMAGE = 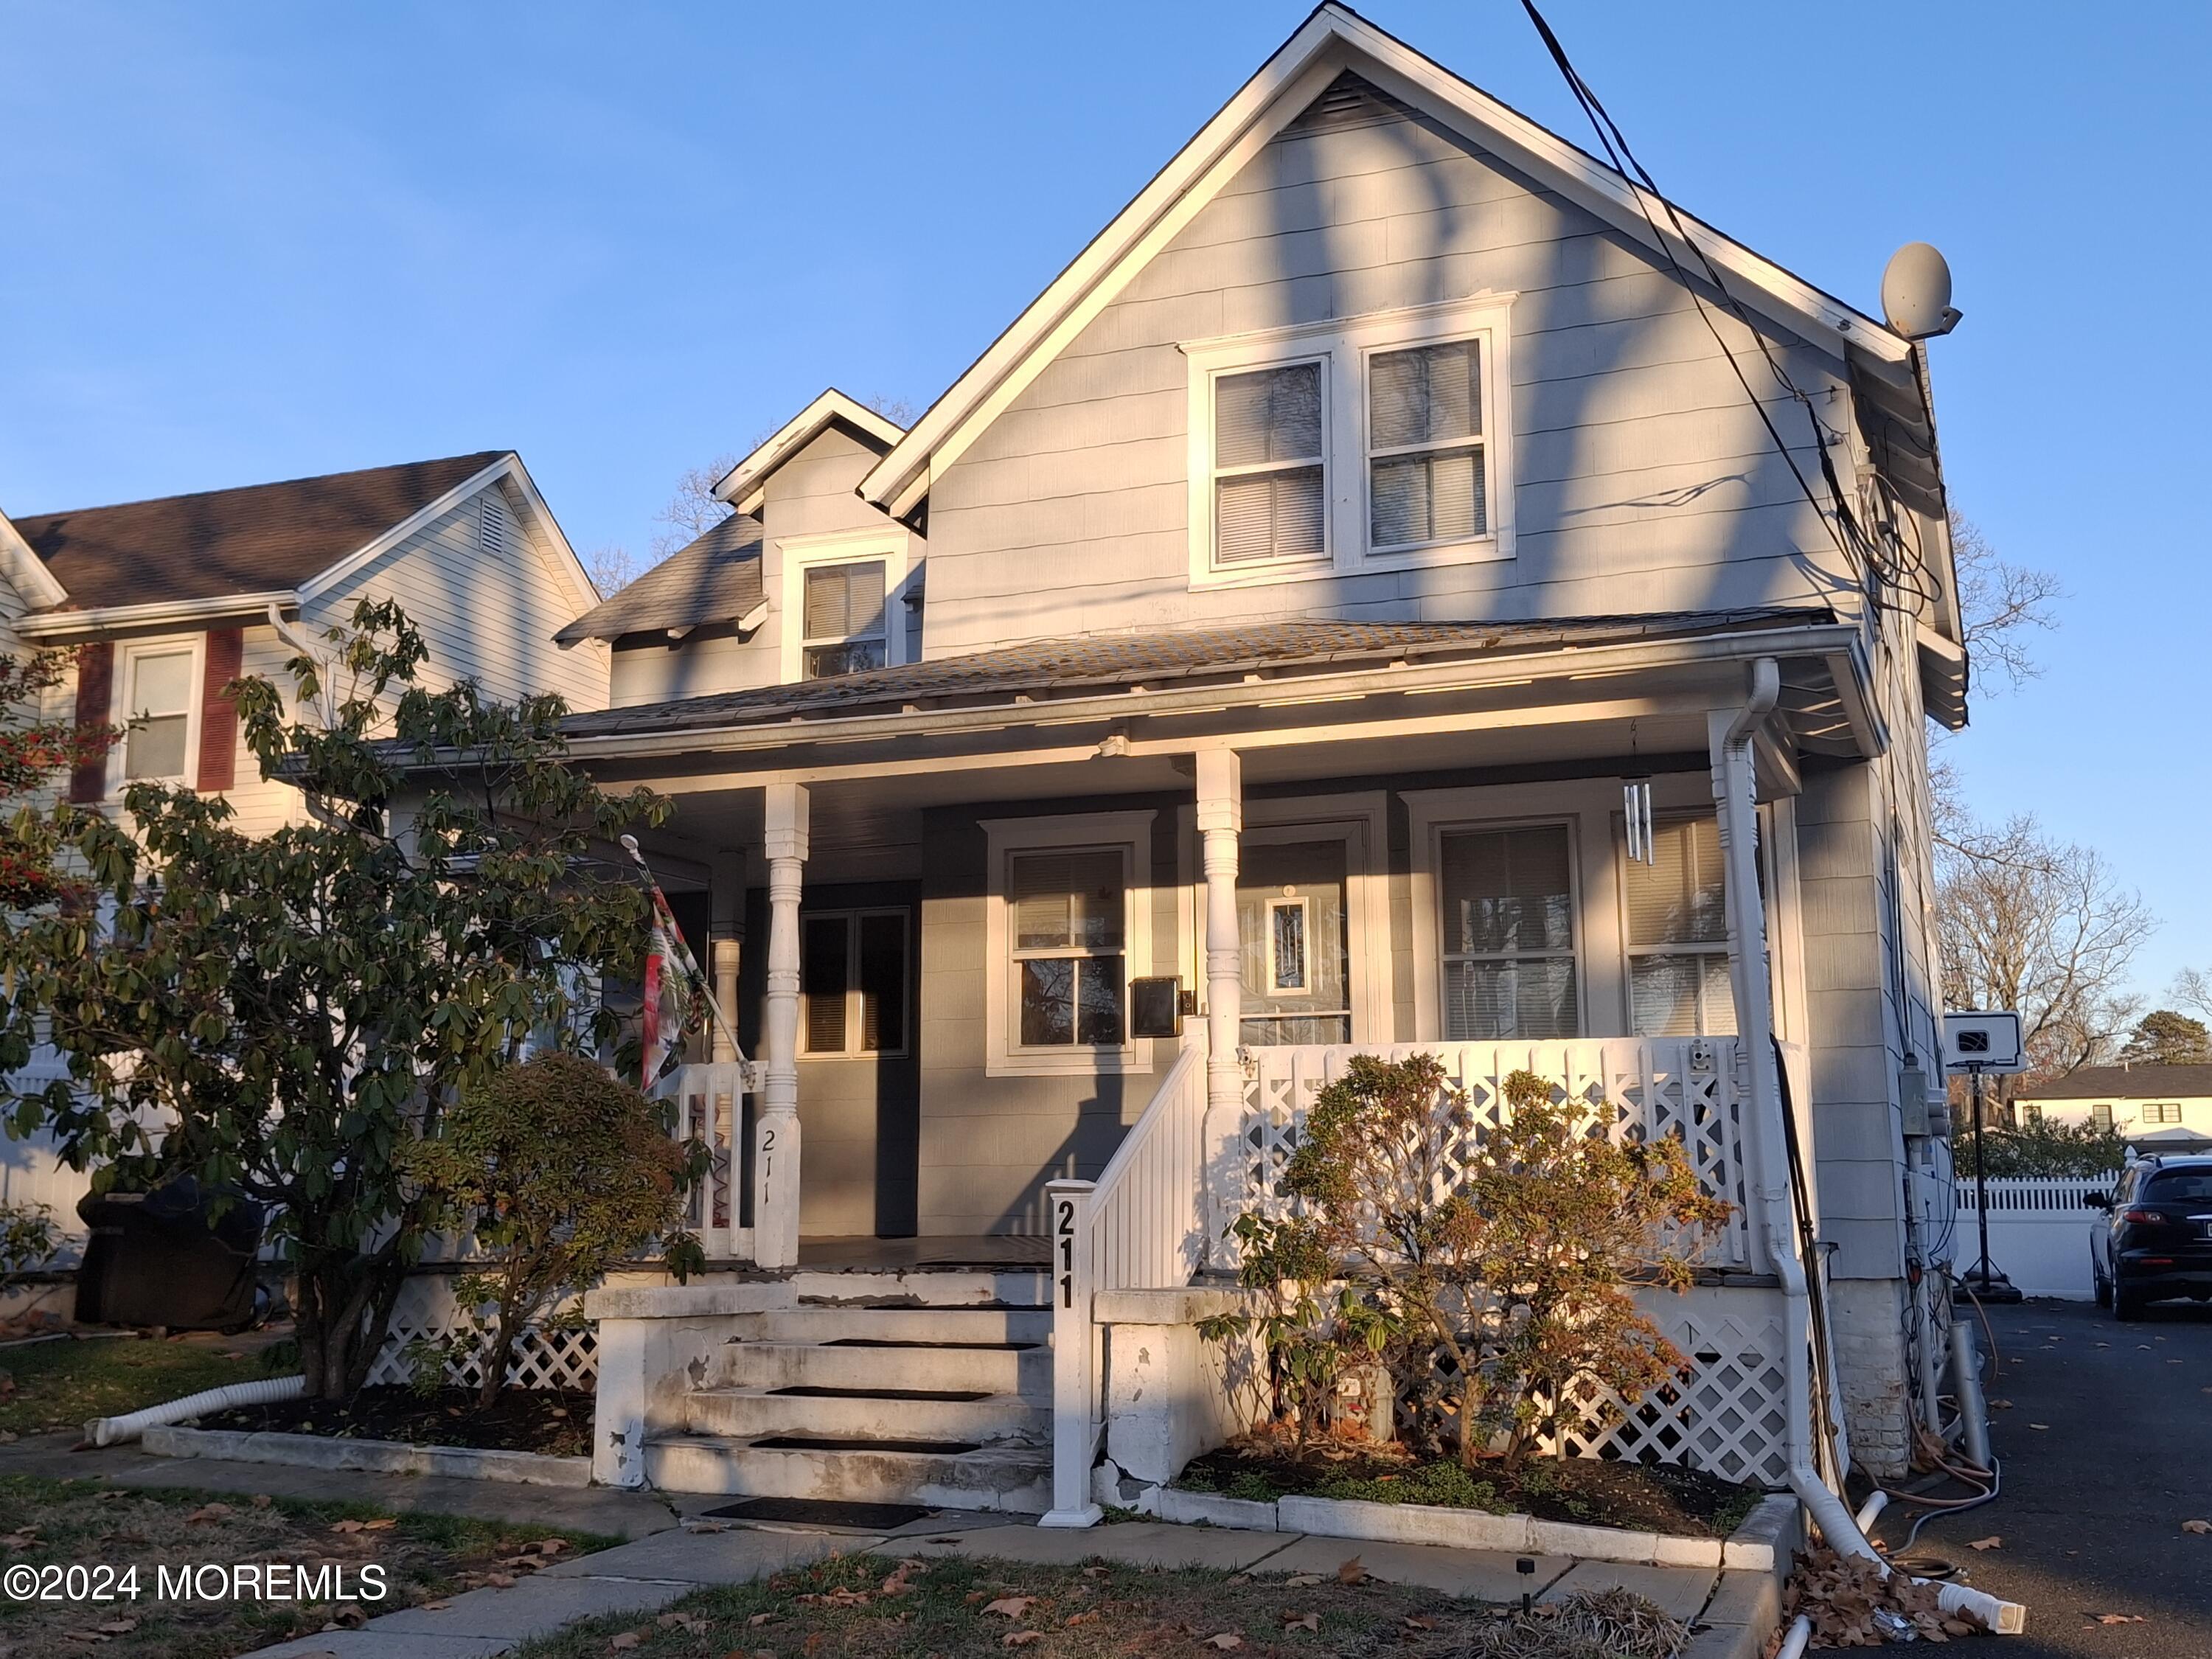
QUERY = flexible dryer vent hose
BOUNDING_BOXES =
[86,1375,306,1447]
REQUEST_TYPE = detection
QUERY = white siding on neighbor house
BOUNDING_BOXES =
[922,103,1858,655]
[305,481,608,716]
[609,428,917,708]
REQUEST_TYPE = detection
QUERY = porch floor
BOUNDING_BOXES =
[795,1234,1050,1271]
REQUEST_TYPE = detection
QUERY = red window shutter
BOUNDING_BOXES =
[69,642,114,804]
[196,627,246,792]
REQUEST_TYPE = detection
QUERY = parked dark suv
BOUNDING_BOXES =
[2087,1155,2212,1318]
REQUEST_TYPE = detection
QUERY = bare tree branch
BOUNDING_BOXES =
[1951,512,2062,694]
[650,456,739,559]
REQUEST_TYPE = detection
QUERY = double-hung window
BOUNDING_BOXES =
[1010,849,1127,1049]
[1436,823,1577,1040]
[2143,1101,2183,1125]
[1368,339,1486,552]
[1186,296,1514,585]
[801,561,888,679]
[1211,362,1327,568]
[119,641,197,785]
[1622,816,1736,1037]
[800,910,908,1057]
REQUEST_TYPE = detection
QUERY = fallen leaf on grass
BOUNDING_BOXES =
[485,1573,516,1589]
[1203,1635,1244,1650]
[2183,1520,2211,1534]
[1337,1557,1368,1585]
[1281,1612,1321,1632]
[1966,1537,2002,1551]
[608,1632,644,1652]
[1081,1566,1111,1579]
[1402,1615,1436,1631]
[420,1600,451,1611]
[748,1613,782,1627]
[91,1620,137,1635]
[658,1612,712,1635]
[1004,1635,1043,1649]
[184,1503,232,1524]
[1065,1610,1101,1627]
[1281,1573,1324,1587]
[983,1597,1035,1620]
[250,1493,272,1508]
[330,1519,366,1534]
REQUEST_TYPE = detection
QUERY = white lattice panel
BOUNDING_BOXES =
[1234,1039,1751,1267]
[1394,1289,1789,1487]
[364,1272,596,1391]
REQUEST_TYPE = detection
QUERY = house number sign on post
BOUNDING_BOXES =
[1040,1177,1102,1528]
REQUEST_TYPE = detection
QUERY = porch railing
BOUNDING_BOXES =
[655,1060,754,1263]
[1088,1034,1209,1294]
[1228,1037,1755,1270]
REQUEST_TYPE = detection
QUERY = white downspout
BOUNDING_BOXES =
[265,602,338,729]
[1714,659,2024,1635]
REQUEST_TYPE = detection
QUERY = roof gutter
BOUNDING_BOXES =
[550,620,1865,765]
[14,589,299,640]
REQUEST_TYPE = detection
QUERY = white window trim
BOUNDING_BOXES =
[1183,293,1517,591]
[776,527,915,686]
[108,633,206,798]
[798,908,911,1061]
[981,810,1155,1078]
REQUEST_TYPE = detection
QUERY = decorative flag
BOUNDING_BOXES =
[639,880,710,1088]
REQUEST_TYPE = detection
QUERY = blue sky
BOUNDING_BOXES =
[5,2,2206,999]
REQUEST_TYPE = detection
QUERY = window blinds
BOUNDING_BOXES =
[803,562,887,643]
[1369,339,1485,549]
[1214,363,1325,565]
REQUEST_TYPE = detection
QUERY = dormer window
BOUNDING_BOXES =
[1186,295,1515,588]
[801,561,888,679]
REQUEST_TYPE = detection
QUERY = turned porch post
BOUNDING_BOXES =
[757,782,809,1270]
[709,934,742,1064]
[1196,749,1242,1262]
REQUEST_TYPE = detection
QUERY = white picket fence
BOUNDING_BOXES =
[1954,1176,2104,1299]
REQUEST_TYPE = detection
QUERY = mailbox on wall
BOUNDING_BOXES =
[1129,977,1186,1039]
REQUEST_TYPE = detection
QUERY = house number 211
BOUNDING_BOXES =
[1056,1199,1076,1310]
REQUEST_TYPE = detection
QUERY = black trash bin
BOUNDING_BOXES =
[75,1178,267,1332]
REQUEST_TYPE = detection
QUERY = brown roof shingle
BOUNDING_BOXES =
[555,512,765,644]
[12,452,509,613]
[2018,1064,2212,1102]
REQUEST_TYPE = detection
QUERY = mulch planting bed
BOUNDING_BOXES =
[201,1385,594,1458]
[0,1472,611,1659]
[509,1550,1689,1659]
[1174,1441,1763,1539]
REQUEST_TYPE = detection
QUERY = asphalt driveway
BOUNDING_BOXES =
[1906,1296,2210,1658]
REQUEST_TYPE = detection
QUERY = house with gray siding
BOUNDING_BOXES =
[566,5,1963,1523]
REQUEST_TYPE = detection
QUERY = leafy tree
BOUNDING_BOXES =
[1279,1057,1727,1470]
[0,602,669,1399]
[0,650,116,908]
[1950,1112,2127,1178]
[404,1055,703,1409]
[2117,1009,2211,1068]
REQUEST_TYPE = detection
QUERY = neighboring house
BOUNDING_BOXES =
[2017,1064,2212,1150]
[0,451,610,1226]
[566,4,1966,1512]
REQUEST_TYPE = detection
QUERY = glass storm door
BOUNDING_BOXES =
[1237,838,1352,1046]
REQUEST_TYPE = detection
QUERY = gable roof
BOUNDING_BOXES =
[860,1,1918,521]
[10,452,509,616]
[2020,1064,2212,1102]
[556,512,766,645]
[712,389,905,516]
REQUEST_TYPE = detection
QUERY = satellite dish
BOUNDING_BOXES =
[1881,242,1962,341]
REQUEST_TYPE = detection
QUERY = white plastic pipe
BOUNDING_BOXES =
[1775,1614,1813,1659]
[1712,663,2026,1639]
[86,1374,305,1447]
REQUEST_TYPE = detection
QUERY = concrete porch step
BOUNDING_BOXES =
[788,1268,1050,1309]
[685,1385,1048,1445]
[643,1432,1054,1514]
[731,1306,1052,1346]
[712,1338,1051,1399]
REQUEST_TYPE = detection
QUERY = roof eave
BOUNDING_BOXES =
[712,389,907,509]
[14,588,302,639]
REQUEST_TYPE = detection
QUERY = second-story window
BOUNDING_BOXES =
[121,644,195,782]
[801,561,887,679]
[1213,362,1326,567]
[1368,339,1485,552]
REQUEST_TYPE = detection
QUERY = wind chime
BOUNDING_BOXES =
[1623,720,1655,866]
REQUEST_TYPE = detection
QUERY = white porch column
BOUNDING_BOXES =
[1708,688,1782,1262]
[757,783,809,1270]
[1195,749,1242,1263]
[709,934,742,1065]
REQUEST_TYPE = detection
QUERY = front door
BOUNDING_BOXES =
[1237,836,1353,1046]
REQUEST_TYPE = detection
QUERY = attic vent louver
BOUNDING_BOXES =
[479,493,513,557]
[1282,72,1415,136]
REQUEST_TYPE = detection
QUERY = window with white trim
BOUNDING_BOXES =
[801,561,888,679]
[1185,296,1514,585]
[119,644,196,784]
[1011,849,1127,1049]
[1211,361,1326,568]
[1368,338,1486,552]
[1622,815,1736,1037]
[1436,823,1577,1040]
[800,910,908,1057]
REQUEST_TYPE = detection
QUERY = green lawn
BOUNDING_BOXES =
[0,1473,615,1659]
[0,1335,266,1436]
